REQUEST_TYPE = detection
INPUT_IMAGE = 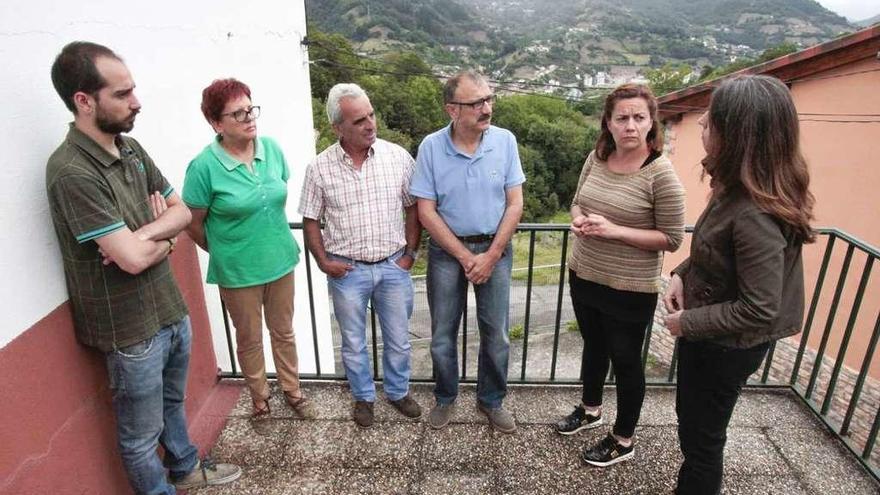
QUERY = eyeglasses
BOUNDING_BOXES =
[449,95,495,110]
[220,105,261,123]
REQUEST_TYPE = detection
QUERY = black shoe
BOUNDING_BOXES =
[555,405,603,435]
[581,434,634,467]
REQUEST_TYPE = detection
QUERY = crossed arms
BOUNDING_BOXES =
[96,191,192,275]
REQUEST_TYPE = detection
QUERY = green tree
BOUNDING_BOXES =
[493,94,596,220]
[646,62,693,96]
[306,27,364,100]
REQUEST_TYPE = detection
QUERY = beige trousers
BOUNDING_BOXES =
[219,272,301,401]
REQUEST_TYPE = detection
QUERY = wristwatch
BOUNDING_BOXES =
[403,247,418,261]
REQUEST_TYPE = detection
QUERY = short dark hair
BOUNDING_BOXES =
[443,70,487,104]
[594,83,663,161]
[50,41,122,113]
[200,78,252,123]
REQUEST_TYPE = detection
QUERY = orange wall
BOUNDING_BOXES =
[664,55,880,381]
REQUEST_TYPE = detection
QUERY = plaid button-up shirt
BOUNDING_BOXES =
[298,139,415,262]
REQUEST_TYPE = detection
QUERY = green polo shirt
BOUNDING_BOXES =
[182,136,300,288]
[45,124,188,352]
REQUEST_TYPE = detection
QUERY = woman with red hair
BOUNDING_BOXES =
[182,78,314,419]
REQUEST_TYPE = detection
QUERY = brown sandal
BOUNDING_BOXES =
[252,398,271,418]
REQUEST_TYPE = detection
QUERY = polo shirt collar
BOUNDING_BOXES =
[66,123,130,168]
[210,136,264,171]
[443,123,494,158]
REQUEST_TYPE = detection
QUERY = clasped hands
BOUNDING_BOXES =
[459,250,499,285]
[570,213,619,239]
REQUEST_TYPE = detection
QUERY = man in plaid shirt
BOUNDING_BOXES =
[299,83,422,428]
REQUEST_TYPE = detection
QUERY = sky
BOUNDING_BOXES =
[816,0,880,21]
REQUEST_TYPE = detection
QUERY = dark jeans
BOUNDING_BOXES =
[428,239,513,408]
[675,339,770,495]
[570,275,652,439]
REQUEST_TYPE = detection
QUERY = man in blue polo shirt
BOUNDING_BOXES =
[410,70,525,434]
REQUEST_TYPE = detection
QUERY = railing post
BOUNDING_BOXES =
[220,299,238,376]
[461,291,468,380]
[821,256,874,415]
[805,244,854,400]
[791,234,836,386]
[842,309,880,436]
[550,230,569,381]
[370,303,378,379]
[520,231,536,381]
[301,235,322,376]
[667,338,680,383]
[760,341,776,384]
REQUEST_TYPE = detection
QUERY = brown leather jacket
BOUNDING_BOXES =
[674,191,805,349]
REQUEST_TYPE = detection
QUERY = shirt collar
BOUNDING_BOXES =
[443,123,494,158]
[66,123,131,168]
[210,136,264,171]
[335,140,375,168]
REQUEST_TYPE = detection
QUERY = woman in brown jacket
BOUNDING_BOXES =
[663,75,815,494]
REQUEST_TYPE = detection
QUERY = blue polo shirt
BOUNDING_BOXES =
[411,124,525,236]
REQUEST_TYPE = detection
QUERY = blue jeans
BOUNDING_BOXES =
[106,317,199,495]
[328,250,414,402]
[427,239,513,409]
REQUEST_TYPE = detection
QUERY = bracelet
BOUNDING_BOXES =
[404,248,418,261]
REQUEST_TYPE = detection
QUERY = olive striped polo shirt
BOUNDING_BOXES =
[46,124,188,351]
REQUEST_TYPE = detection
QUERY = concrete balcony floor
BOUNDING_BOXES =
[192,381,879,495]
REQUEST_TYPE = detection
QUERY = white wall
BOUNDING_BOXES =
[0,1,335,372]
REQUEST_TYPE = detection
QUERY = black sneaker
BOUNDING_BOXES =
[581,434,634,467]
[555,405,603,435]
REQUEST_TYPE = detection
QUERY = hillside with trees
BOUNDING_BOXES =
[306,0,853,92]
[307,28,596,221]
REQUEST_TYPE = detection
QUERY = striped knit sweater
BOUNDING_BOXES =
[567,150,686,294]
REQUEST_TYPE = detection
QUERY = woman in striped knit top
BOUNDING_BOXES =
[555,83,686,467]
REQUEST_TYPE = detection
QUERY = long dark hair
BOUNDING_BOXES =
[703,75,815,243]
[594,83,663,161]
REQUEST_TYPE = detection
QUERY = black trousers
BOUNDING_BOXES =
[570,276,653,439]
[675,339,770,495]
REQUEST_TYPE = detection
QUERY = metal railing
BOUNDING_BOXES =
[216,223,880,480]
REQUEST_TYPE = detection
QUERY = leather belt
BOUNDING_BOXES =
[457,234,495,243]
[353,257,388,265]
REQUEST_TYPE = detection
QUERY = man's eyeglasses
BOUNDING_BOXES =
[449,95,495,110]
[220,105,261,123]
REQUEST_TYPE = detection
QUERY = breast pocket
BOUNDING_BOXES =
[324,181,360,209]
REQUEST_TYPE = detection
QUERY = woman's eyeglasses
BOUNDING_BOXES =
[221,105,261,123]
